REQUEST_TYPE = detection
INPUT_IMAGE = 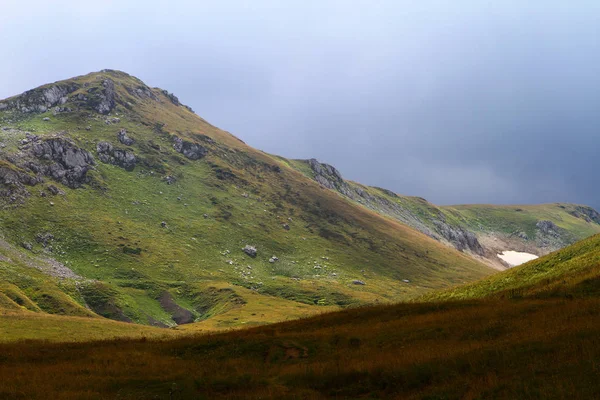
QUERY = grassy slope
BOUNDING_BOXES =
[287,158,600,261]
[443,203,600,240]
[424,233,600,301]
[0,70,492,327]
[1,297,599,399]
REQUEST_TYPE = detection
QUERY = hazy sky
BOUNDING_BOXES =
[2,1,600,206]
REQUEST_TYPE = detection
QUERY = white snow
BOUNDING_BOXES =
[497,250,539,267]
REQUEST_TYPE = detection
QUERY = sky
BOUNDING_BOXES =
[2,0,600,207]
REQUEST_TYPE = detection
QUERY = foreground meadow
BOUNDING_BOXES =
[1,297,599,399]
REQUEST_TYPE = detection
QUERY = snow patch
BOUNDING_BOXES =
[497,250,538,267]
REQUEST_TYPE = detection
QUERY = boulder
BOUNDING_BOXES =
[242,245,257,257]
[173,136,208,160]
[352,280,366,285]
[117,129,134,146]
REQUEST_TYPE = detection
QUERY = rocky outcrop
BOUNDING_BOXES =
[173,136,207,160]
[30,138,95,188]
[570,206,600,224]
[308,158,351,194]
[92,79,116,114]
[117,129,134,146]
[0,164,43,202]
[1,84,79,113]
[126,85,159,101]
[162,90,180,106]
[96,142,136,171]
[433,220,485,255]
[536,220,559,237]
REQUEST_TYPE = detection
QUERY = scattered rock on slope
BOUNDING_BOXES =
[117,129,135,146]
[173,136,208,160]
[96,142,136,171]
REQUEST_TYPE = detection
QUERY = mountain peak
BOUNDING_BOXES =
[0,70,194,116]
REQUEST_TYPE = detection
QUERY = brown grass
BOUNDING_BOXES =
[1,297,600,399]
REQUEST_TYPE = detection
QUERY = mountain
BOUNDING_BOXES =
[0,70,598,328]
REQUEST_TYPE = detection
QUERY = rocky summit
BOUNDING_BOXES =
[0,70,599,328]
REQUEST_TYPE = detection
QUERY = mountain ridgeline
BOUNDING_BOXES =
[290,158,600,269]
[0,70,598,328]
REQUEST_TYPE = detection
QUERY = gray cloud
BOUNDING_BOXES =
[2,0,600,207]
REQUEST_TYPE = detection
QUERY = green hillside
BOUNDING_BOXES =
[0,70,492,327]
[424,232,600,301]
[287,158,600,267]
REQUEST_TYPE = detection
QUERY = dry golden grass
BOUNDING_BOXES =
[1,297,600,399]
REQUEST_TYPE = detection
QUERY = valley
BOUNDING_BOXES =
[0,70,598,399]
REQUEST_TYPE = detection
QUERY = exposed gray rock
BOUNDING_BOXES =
[162,90,180,105]
[536,220,560,237]
[96,141,136,171]
[94,79,116,114]
[1,84,78,114]
[433,219,484,255]
[30,138,95,188]
[242,245,257,257]
[308,158,350,194]
[47,185,64,196]
[21,242,33,251]
[117,129,134,146]
[126,84,159,101]
[42,117,50,122]
[352,280,366,285]
[161,221,167,228]
[282,223,290,230]
[52,106,72,116]
[570,206,600,224]
[173,136,208,160]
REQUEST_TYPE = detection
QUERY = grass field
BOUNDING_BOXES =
[424,233,600,301]
[1,297,599,399]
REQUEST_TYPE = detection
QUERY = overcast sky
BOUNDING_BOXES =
[2,1,600,207]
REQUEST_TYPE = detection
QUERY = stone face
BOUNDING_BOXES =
[30,138,95,188]
[308,158,347,192]
[173,136,208,160]
[0,164,43,202]
[96,142,136,171]
[1,84,79,114]
[94,79,116,114]
[536,220,560,237]
[433,219,484,255]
